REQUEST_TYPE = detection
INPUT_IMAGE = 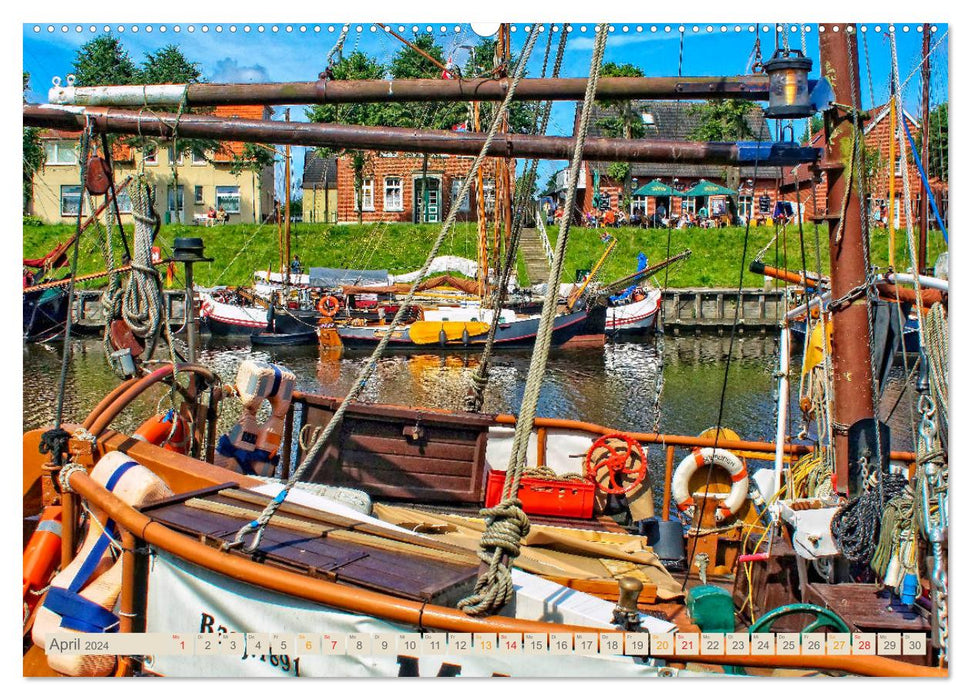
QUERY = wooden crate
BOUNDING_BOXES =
[290,396,491,504]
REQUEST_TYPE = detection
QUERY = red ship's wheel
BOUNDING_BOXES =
[584,434,647,495]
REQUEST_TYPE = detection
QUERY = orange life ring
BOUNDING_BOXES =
[317,295,340,317]
[23,505,63,623]
[133,411,189,454]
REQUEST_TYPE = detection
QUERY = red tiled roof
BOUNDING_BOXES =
[38,128,133,162]
[211,104,272,162]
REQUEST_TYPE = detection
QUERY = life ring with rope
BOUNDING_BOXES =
[672,447,748,523]
[133,410,189,454]
[317,295,340,317]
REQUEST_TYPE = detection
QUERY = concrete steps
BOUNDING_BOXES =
[518,227,551,285]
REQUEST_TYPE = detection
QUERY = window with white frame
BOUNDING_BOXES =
[144,146,158,165]
[194,185,205,205]
[482,178,496,213]
[894,155,903,177]
[355,178,375,211]
[450,178,470,212]
[383,177,403,211]
[215,185,241,214]
[60,185,82,216]
[191,149,207,165]
[167,146,184,165]
[168,185,185,215]
[44,141,78,165]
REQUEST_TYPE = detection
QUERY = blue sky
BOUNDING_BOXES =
[23,22,948,198]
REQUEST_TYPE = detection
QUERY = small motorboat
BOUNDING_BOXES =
[250,329,319,346]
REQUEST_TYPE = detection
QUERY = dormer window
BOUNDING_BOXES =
[641,112,656,126]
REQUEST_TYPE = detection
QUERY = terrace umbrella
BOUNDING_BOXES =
[682,179,737,218]
[632,179,684,219]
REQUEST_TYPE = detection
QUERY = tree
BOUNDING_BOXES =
[689,99,758,141]
[306,51,387,223]
[594,62,647,210]
[800,114,824,143]
[72,35,138,87]
[924,103,948,181]
[463,38,533,134]
[139,44,203,84]
[387,34,466,130]
[23,72,45,213]
[137,45,219,167]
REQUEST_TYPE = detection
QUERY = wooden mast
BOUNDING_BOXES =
[284,107,292,285]
[918,22,932,274]
[819,25,876,494]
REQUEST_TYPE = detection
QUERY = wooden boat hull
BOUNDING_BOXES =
[23,287,69,342]
[337,305,606,349]
[606,289,661,335]
[250,330,319,346]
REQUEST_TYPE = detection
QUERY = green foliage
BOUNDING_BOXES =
[800,114,824,142]
[229,143,276,177]
[689,99,758,141]
[387,34,465,130]
[139,44,203,84]
[594,63,646,206]
[463,37,533,134]
[306,51,388,127]
[23,221,947,290]
[23,73,45,211]
[23,215,45,227]
[72,35,139,87]
[925,103,948,181]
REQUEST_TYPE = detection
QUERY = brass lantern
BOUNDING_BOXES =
[763,48,813,119]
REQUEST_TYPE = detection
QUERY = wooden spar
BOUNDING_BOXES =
[48,75,774,107]
[919,23,932,274]
[819,25,876,494]
[284,108,292,285]
[24,105,820,167]
[597,249,692,296]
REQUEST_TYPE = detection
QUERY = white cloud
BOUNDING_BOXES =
[210,57,271,84]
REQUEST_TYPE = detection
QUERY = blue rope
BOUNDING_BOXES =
[901,117,948,244]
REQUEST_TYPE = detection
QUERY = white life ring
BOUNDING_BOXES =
[672,447,748,523]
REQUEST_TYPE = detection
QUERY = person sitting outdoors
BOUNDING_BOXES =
[216,205,229,224]
[207,206,216,226]
[603,208,616,228]
[290,255,303,275]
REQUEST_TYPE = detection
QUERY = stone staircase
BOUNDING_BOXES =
[518,227,552,286]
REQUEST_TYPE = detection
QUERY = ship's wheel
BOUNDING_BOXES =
[584,434,647,495]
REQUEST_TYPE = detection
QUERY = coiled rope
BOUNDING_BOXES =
[224,23,542,554]
[457,23,609,617]
[831,470,908,566]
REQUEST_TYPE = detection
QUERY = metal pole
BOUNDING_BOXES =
[818,24,876,494]
[184,261,197,364]
[49,76,775,107]
[919,23,932,274]
[25,105,819,167]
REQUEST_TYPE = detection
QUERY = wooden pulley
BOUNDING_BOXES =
[109,319,145,359]
[84,156,113,196]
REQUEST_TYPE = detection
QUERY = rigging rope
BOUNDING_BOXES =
[464,22,568,414]
[225,22,542,554]
[457,23,609,617]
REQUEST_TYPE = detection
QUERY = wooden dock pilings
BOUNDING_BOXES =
[68,287,786,332]
[72,289,190,330]
[660,287,786,333]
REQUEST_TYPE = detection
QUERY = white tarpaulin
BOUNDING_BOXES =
[144,552,679,678]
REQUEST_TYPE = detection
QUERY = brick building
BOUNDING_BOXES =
[781,102,936,229]
[333,152,511,225]
[546,100,785,225]
[28,105,275,225]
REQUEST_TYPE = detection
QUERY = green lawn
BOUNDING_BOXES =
[24,220,947,290]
